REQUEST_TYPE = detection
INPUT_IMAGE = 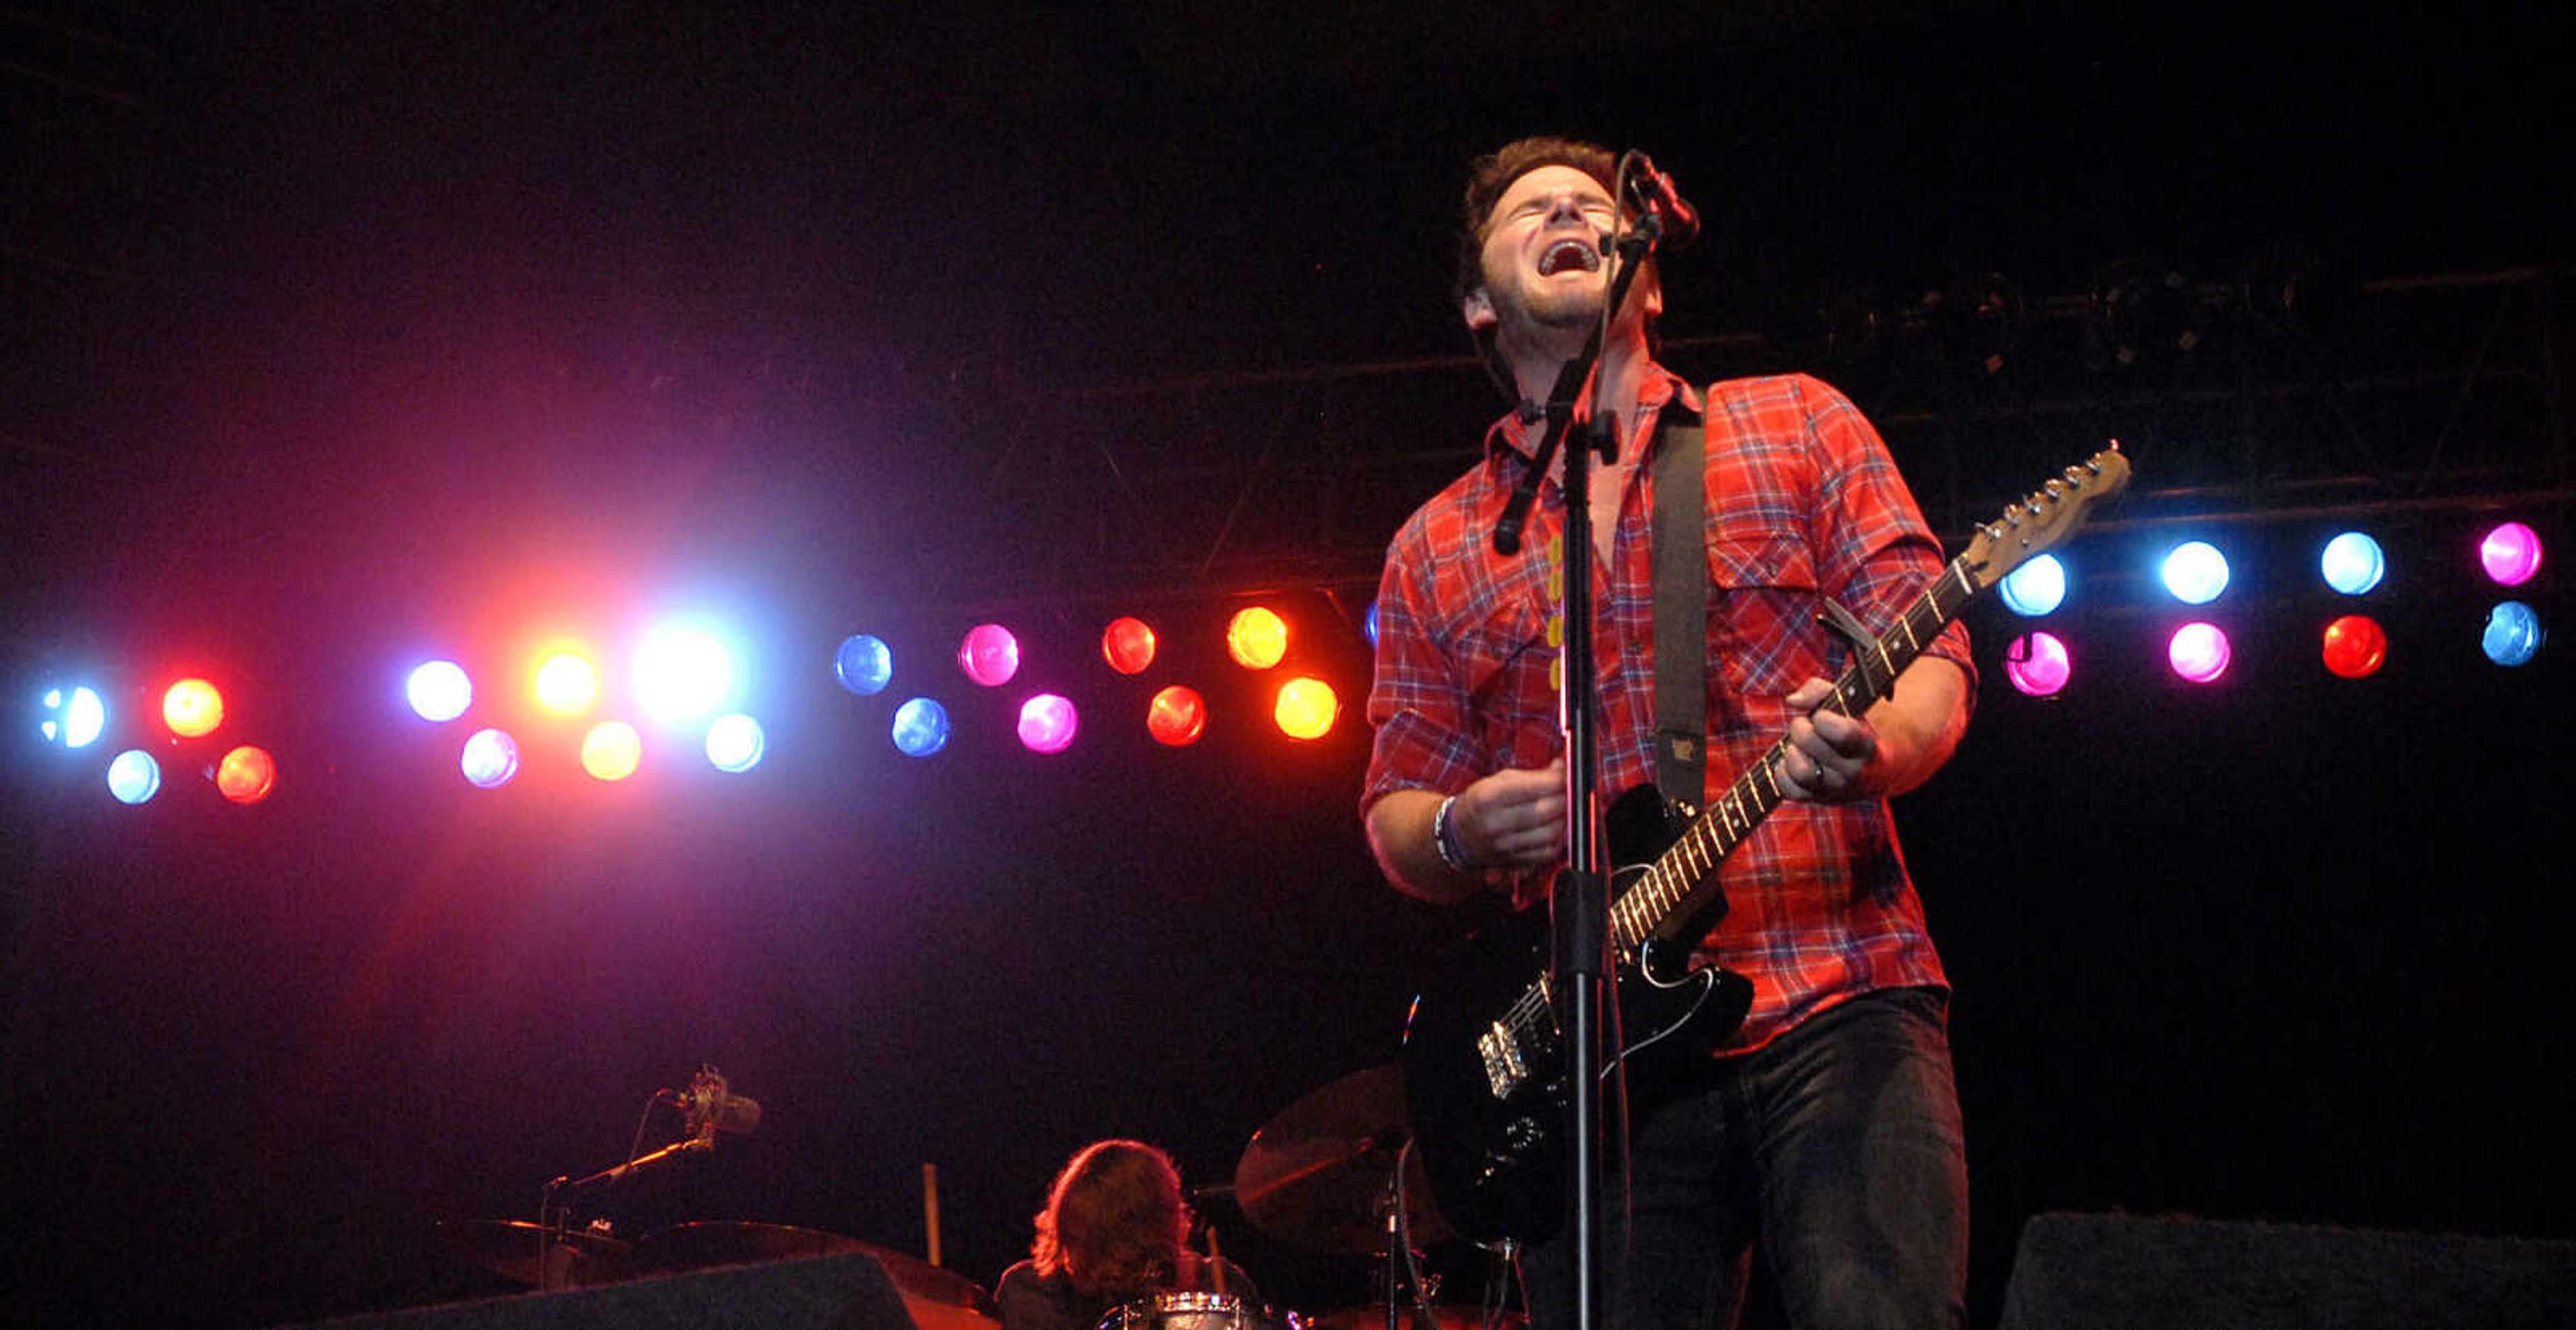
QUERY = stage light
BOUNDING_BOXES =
[2321,615,2388,678]
[704,713,765,773]
[1102,617,1157,674]
[107,749,161,805]
[2482,601,2544,666]
[534,652,600,717]
[1364,599,1380,650]
[461,728,521,788]
[835,633,894,695]
[40,684,107,748]
[1997,554,2068,617]
[406,660,473,723]
[215,745,276,804]
[1147,686,1207,746]
[1228,607,1288,669]
[1017,694,1079,754]
[958,624,1020,686]
[164,678,224,738]
[1275,676,1340,739]
[634,622,736,725]
[2160,542,2231,605]
[2167,622,2233,683]
[580,721,642,781]
[2002,631,2072,697]
[892,698,951,757]
[2320,531,2386,596]
[2479,521,2542,586]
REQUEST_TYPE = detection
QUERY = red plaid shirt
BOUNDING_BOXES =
[1362,371,1974,1053]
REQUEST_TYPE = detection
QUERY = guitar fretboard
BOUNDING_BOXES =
[1608,556,1981,953]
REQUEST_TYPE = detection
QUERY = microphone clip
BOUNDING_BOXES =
[1619,152,1700,253]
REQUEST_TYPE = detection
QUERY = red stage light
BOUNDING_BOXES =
[1102,617,1157,674]
[215,745,276,803]
[1147,686,1208,746]
[2321,615,2388,678]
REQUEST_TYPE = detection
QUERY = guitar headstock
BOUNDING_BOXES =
[1958,444,2133,591]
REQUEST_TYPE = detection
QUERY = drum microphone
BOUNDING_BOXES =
[1622,153,1701,251]
[666,1066,764,1139]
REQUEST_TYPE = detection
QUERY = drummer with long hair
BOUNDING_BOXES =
[994,1139,1263,1330]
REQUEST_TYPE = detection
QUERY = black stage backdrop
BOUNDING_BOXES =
[3,5,2569,1329]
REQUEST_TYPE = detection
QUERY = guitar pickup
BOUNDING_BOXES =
[1477,1022,1528,1099]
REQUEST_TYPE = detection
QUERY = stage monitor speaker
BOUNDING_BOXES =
[1997,1211,2576,1330]
[280,1249,918,1330]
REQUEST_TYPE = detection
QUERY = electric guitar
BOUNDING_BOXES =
[1399,446,2132,1243]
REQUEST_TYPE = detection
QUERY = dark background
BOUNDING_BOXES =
[3,5,2570,1328]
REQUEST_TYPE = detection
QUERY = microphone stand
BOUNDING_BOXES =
[1488,205,1668,1330]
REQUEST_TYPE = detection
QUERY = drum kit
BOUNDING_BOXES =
[441,1064,1520,1330]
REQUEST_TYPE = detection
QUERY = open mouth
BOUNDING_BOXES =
[1538,237,1601,277]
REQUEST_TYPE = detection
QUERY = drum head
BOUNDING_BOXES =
[1101,1292,1250,1330]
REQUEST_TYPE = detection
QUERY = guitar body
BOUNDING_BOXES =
[1401,786,1754,1245]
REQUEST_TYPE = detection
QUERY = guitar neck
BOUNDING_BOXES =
[1609,555,1982,953]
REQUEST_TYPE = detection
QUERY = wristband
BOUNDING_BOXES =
[1432,795,1483,874]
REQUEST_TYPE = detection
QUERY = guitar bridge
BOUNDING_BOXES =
[1477,975,1554,1100]
[1477,1021,1527,1099]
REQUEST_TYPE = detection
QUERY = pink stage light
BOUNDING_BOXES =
[2479,521,2542,586]
[1017,694,1079,754]
[2167,622,2233,683]
[2002,631,2072,697]
[958,624,1021,686]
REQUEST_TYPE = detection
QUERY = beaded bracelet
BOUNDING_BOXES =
[1432,795,1482,874]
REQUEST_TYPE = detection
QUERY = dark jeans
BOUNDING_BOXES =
[1521,987,1967,1330]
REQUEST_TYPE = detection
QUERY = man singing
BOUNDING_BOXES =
[1362,136,1975,1330]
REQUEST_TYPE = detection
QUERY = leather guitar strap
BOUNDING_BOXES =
[1651,403,1708,811]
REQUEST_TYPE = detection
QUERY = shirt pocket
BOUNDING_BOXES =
[1704,529,1828,700]
[1454,594,1557,764]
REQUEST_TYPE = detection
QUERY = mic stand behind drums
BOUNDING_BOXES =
[1364,1158,1515,1330]
[1488,201,1671,1330]
[537,1127,715,1290]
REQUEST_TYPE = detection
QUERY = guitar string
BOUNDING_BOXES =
[1610,554,1973,946]
[1552,466,2096,1028]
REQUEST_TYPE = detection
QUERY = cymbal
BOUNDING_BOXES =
[1235,1064,1453,1254]
[633,1223,991,1309]
[435,1219,633,1288]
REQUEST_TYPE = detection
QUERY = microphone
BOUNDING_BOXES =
[1621,154,1701,251]
[704,1093,763,1135]
[674,1066,764,1139]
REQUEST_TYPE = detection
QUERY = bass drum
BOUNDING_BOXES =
[1099,1292,1301,1330]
